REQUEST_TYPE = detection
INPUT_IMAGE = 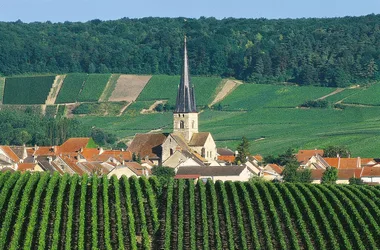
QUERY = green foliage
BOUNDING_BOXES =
[0,173,379,249]
[77,74,111,102]
[1,16,380,85]
[138,75,222,106]
[234,136,250,164]
[56,73,88,103]
[3,75,55,104]
[283,162,311,183]
[349,177,364,185]
[152,166,175,178]
[264,148,297,166]
[300,99,329,108]
[321,167,338,184]
[45,105,58,118]
[72,102,127,116]
[90,128,115,146]
[323,145,351,158]
[0,109,88,146]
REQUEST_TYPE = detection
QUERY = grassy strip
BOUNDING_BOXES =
[100,74,120,102]
[64,175,79,250]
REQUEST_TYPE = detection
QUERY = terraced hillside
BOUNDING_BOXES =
[0,172,379,250]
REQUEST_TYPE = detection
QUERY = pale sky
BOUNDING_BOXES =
[1,0,379,22]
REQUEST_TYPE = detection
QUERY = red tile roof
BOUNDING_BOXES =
[265,164,283,174]
[253,155,263,162]
[34,146,58,156]
[59,138,91,153]
[124,162,150,176]
[0,146,20,162]
[361,167,380,177]
[175,174,200,179]
[296,149,324,164]
[324,157,361,169]
[17,163,36,172]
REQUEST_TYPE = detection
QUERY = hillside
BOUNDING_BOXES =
[3,73,380,156]
[0,15,380,86]
[0,172,379,249]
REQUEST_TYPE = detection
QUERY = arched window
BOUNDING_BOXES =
[180,120,185,129]
[192,120,195,129]
[170,148,174,156]
[201,148,205,157]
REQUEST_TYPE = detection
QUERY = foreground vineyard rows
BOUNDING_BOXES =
[0,172,379,249]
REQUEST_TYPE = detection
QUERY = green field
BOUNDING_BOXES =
[73,102,127,116]
[0,172,379,250]
[0,77,5,104]
[78,80,380,157]
[342,83,380,105]
[137,75,222,106]
[3,75,55,104]
[77,74,111,102]
[218,84,336,110]
[55,73,88,104]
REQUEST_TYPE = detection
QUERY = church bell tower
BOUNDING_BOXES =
[173,36,198,142]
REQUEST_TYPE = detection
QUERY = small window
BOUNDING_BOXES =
[170,148,174,155]
[180,120,185,129]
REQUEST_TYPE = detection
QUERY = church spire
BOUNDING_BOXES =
[175,36,197,113]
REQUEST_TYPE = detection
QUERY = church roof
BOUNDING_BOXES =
[128,133,168,159]
[188,132,210,147]
[175,36,197,113]
[176,165,246,176]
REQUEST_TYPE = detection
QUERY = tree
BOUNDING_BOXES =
[321,167,338,184]
[152,166,175,178]
[282,162,311,183]
[349,177,364,185]
[234,136,250,164]
[323,145,351,158]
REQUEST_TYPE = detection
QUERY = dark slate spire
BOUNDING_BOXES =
[175,36,197,113]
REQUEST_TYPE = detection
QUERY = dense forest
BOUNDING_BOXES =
[0,15,380,86]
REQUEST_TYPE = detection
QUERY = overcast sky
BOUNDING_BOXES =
[1,0,380,23]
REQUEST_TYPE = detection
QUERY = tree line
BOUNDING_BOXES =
[0,15,380,86]
[0,109,116,147]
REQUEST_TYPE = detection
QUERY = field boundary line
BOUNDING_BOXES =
[0,77,5,104]
[210,79,242,106]
[46,75,65,105]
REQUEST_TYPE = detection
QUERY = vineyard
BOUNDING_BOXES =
[55,73,89,104]
[77,74,111,102]
[2,75,55,104]
[0,172,379,249]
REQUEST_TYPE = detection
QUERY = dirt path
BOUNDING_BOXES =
[99,74,118,102]
[45,75,66,105]
[141,100,167,114]
[117,102,132,116]
[316,88,344,100]
[210,80,242,106]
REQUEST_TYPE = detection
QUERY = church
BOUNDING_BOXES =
[128,37,218,168]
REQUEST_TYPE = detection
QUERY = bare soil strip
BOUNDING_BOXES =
[0,77,5,104]
[117,102,132,116]
[210,80,242,106]
[316,88,344,101]
[109,75,152,102]
[46,75,66,105]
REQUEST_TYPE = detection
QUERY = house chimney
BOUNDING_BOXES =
[34,144,39,151]
[357,157,361,168]
[99,147,104,155]
[47,156,52,163]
